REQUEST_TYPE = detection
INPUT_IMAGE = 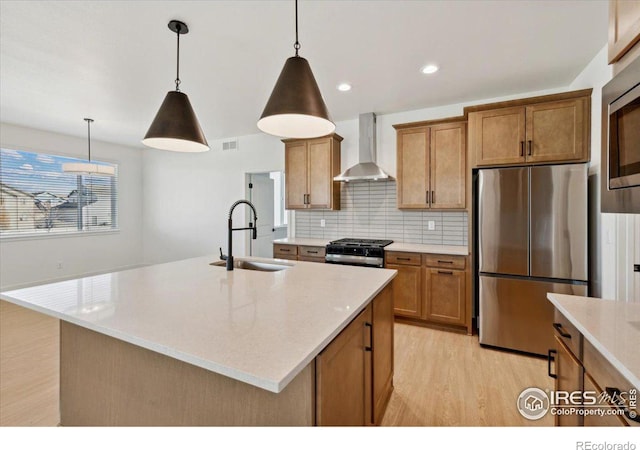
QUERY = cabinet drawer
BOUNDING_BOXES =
[583,339,638,426]
[273,244,298,256]
[583,374,629,427]
[386,252,421,266]
[423,254,466,270]
[553,309,583,359]
[299,246,326,258]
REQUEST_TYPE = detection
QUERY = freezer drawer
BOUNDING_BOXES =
[479,276,587,355]
[530,164,588,281]
[478,167,529,276]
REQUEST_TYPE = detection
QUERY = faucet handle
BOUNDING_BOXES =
[219,247,228,261]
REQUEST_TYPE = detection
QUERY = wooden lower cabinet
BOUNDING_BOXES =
[554,336,583,426]
[273,243,325,263]
[386,264,422,318]
[386,251,470,333]
[316,283,394,426]
[316,304,372,426]
[424,268,465,326]
[583,374,629,427]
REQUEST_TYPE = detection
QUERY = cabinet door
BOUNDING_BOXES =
[554,336,583,426]
[397,127,430,208]
[424,268,465,326]
[608,0,640,63]
[583,374,628,426]
[316,305,372,426]
[386,264,422,318]
[470,107,526,167]
[372,284,393,425]
[430,123,466,209]
[525,98,588,163]
[285,142,308,209]
[308,138,332,209]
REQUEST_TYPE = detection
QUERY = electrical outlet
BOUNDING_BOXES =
[428,220,435,231]
[320,219,326,228]
[56,261,63,270]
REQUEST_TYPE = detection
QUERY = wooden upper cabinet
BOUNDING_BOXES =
[470,106,526,167]
[307,139,333,209]
[470,93,590,167]
[285,142,308,210]
[609,0,640,64]
[525,98,589,164]
[397,127,430,208]
[283,134,342,210]
[430,123,466,209]
[395,121,466,209]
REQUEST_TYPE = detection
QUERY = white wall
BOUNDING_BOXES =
[0,123,144,290]
[141,133,283,264]
[569,45,640,302]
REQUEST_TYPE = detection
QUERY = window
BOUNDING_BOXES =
[0,148,118,236]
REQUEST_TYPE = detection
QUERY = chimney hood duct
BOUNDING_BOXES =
[334,112,392,182]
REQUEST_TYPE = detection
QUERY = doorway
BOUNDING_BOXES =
[245,171,288,257]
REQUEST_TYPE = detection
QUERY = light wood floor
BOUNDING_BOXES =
[381,323,554,426]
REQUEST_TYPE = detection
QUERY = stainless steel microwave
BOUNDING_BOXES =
[602,55,640,213]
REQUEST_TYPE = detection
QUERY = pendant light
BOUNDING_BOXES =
[257,0,335,139]
[63,118,115,176]
[142,20,209,152]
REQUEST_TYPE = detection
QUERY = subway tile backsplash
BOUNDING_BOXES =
[294,181,468,246]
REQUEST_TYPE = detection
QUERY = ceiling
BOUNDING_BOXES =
[0,0,608,149]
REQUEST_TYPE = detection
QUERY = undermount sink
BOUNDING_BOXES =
[209,260,291,272]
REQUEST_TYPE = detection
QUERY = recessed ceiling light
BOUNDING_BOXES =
[421,64,439,75]
[337,83,352,92]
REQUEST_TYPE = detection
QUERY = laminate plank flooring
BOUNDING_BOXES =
[381,323,554,426]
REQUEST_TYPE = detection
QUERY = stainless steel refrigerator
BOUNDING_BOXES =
[478,163,588,356]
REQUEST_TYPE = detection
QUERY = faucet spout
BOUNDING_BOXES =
[226,199,258,271]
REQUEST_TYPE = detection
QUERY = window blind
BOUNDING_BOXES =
[0,148,118,236]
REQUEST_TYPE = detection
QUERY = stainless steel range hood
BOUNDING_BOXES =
[334,112,392,182]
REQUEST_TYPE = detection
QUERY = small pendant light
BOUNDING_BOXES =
[142,20,209,152]
[62,118,115,176]
[257,0,335,139]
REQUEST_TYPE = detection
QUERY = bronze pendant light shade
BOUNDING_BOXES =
[258,0,335,139]
[142,20,209,152]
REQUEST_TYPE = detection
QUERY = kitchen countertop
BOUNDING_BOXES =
[386,242,468,256]
[273,237,468,256]
[273,237,330,247]
[0,255,396,393]
[547,293,640,390]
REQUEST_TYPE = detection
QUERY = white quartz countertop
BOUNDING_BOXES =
[547,293,640,390]
[273,238,468,256]
[386,242,468,255]
[0,256,396,393]
[273,237,330,247]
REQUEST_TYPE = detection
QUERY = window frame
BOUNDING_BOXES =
[0,145,121,240]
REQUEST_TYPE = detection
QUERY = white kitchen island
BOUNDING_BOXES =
[0,256,396,426]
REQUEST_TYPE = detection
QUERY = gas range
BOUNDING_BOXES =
[325,238,394,268]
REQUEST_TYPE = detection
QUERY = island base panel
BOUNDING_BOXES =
[60,322,315,426]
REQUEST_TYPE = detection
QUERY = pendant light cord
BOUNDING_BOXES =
[175,24,181,91]
[294,0,300,56]
[85,118,93,162]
